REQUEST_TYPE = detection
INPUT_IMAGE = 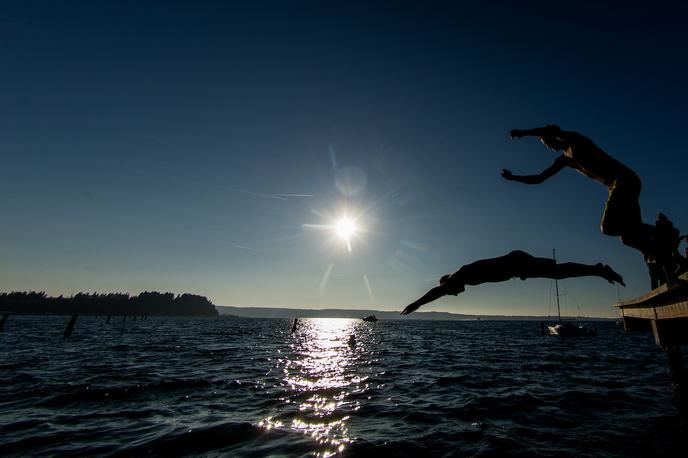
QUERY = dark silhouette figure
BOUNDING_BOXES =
[503,125,653,254]
[291,318,298,333]
[401,250,624,315]
[653,213,688,283]
[645,253,666,290]
[348,334,356,347]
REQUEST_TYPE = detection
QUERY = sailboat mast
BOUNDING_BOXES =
[553,248,561,323]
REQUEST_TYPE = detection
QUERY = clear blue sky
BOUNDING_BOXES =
[1,1,686,317]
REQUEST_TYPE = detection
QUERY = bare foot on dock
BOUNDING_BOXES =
[598,264,625,286]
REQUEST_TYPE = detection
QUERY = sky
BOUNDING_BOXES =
[1,1,686,317]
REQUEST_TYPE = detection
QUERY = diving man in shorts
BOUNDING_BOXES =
[400,250,624,315]
[502,125,651,253]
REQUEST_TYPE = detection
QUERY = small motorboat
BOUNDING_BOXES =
[361,315,378,322]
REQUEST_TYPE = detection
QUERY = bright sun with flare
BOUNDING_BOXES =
[335,217,356,240]
[302,209,364,254]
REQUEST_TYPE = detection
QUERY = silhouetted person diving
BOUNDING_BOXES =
[401,250,624,315]
[502,125,652,254]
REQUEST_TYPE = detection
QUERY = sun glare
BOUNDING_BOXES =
[302,209,364,254]
[335,217,356,240]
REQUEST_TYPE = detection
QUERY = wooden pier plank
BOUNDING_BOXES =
[614,273,688,321]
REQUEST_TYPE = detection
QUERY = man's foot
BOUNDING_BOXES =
[598,264,625,286]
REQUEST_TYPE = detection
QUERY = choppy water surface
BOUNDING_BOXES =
[0,316,685,457]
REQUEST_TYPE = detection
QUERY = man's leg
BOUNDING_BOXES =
[601,179,642,237]
[556,262,625,285]
[523,256,625,285]
[648,262,660,289]
[620,223,656,256]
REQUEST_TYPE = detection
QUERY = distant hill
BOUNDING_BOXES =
[215,305,612,321]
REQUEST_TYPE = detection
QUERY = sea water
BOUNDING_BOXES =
[0,316,684,457]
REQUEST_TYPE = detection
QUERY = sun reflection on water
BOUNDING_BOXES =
[259,318,372,456]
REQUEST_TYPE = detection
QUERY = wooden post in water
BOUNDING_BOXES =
[0,313,8,331]
[106,315,111,324]
[122,315,126,322]
[63,315,78,337]
[665,345,688,418]
[132,315,137,321]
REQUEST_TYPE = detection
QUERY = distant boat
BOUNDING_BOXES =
[545,249,598,337]
[361,315,378,322]
[547,321,597,336]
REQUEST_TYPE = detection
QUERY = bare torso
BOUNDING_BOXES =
[563,131,638,187]
[454,251,535,285]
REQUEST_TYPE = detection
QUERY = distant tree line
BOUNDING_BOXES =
[0,291,218,316]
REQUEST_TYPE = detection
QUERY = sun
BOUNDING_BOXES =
[335,217,357,240]
[302,210,364,253]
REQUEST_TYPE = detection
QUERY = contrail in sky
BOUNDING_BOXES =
[240,190,287,200]
[240,190,312,200]
[274,193,313,198]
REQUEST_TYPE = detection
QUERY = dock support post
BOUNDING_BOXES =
[665,345,688,419]
[122,315,126,322]
[0,314,8,331]
[106,315,111,323]
[63,315,78,337]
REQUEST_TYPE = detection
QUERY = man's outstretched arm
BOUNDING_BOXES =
[510,125,563,139]
[501,155,570,185]
[401,285,447,315]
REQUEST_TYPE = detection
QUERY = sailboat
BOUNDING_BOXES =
[545,249,598,337]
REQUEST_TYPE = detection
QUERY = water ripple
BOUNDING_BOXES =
[0,316,686,457]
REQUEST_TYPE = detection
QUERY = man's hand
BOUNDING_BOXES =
[501,169,515,180]
[400,302,420,315]
[510,129,524,139]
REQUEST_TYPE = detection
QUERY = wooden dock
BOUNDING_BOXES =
[614,272,688,417]
[614,273,688,345]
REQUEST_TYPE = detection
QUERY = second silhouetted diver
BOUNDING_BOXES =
[503,125,652,256]
[401,250,624,315]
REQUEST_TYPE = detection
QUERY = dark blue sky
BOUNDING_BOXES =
[1,1,686,316]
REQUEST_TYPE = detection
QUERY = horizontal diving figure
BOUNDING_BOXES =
[401,250,624,315]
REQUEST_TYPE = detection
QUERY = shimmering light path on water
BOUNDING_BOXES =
[0,317,685,457]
